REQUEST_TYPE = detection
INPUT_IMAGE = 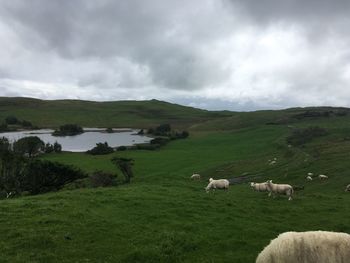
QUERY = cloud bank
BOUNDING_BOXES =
[1,0,350,110]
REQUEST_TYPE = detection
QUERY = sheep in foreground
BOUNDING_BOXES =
[345,184,350,192]
[190,173,201,180]
[205,178,229,193]
[266,180,293,200]
[306,176,313,181]
[256,231,350,263]
[319,174,328,180]
[250,182,269,192]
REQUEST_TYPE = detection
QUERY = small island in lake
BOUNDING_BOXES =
[52,124,84,136]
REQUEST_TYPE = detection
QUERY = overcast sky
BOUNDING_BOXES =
[1,0,350,111]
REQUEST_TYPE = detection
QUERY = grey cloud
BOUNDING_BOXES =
[1,0,350,110]
[228,0,350,23]
[0,0,235,91]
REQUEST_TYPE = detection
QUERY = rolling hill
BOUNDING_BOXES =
[0,97,230,129]
[0,97,350,262]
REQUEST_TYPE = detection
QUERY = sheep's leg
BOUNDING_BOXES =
[268,191,272,197]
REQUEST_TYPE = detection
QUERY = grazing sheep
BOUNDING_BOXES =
[190,173,201,180]
[345,184,350,192]
[205,178,229,193]
[269,160,277,165]
[306,176,313,181]
[250,182,269,192]
[319,174,328,180]
[307,172,313,176]
[266,180,293,200]
[256,231,350,263]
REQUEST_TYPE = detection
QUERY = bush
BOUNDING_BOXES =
[87,142,114,155]
[150,137,170,146]
[53,142,62,153]
[136,144,160,150]
[155,124,171,135]
[21,120,32,127]
[44,143,54,153]
[117,146,127,151]
[0,157,87,195]
[106,127,113,133]
[286,126,328,146]
[90,171,117,188]
[5,116,19,125]
[21,160,87,194]
[0,123,8,132]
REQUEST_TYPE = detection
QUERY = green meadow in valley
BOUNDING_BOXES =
[0,98,350,262]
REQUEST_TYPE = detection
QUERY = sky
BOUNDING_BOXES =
[1,0,350,111]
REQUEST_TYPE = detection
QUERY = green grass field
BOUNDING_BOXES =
[1,98,350,262]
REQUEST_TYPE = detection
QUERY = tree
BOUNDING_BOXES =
[13,136,44,157]
[111,157,134,183]
[44,143,54,153]
[53,142,62,153]
[0,137,10,154]
[155,124,171,135]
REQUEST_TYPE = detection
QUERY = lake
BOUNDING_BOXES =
[0,128,152,152]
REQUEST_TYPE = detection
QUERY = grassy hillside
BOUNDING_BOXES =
[1,98,350,262]
[1,122,350,262]
[0,97,229,129]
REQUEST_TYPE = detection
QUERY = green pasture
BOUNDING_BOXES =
[1,123,350,262]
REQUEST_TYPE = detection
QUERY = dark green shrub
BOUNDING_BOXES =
[13,136,44,157]
[53,142,62,153]
[21,160,87,194]
[87,142,114,155]
[21,120,32,127]
[0,123,8,132]
[44,143,54,153]
[5,116,19,125]
[136,144,160,150]
[151,137,170,146]
[90,170,117,187]
[286,126,328,146]
[117,146,127,151]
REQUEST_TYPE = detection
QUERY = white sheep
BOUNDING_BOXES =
[250,182,269,192]
[307,172,313,176]
[190,173,201,180]
[306,176,313,181]
[269,160,277,165]
[265,180,293,200]
[256,231,350,263]
[319,174,328,180]
[205,178,229,193]
[345,184,350,192]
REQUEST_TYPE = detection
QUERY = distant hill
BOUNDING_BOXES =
[0,96,349,130]
[0,97,230,128]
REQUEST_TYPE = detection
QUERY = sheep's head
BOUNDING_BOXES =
[209,178,213,182]
[250,182,255,187]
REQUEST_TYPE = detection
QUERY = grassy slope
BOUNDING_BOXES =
[1,98,350,262]
[1,120,350,262]
[0,97,227,129]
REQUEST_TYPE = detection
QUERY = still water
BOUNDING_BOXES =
[0,128,151,152]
